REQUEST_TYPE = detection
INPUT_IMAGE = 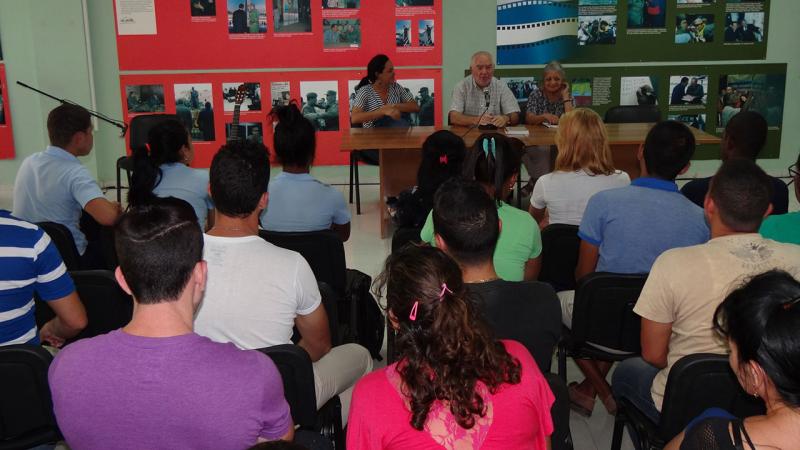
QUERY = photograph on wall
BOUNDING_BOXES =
[396,0,434,6]
[228,0,267,34]
[675,14,714,43]
[724,12,764,43]
[174,83,215,141]
[669,75,707,105]
[727,0,763,3]
[125,84,165,114]
[222,82,261,112]
[579,0,617,5]
[572,78,593,106]
[627,0,665,29]
[396,20,411,47]
[323,19,360,48]
[299,81,339,131]
[191,0,216,17]
[397,78,435,126]
[418,20,434,47]
[620,76,658,106]
[677,0,714,4]
[270,81,291,108]
[501,77,537,102]
[718,73,785,128]
[668,113,707,131]
[578,15,617,45]
[273,0,311,33]
[225,121,264,143]
[0,83,5,125]
[323,0,359,9]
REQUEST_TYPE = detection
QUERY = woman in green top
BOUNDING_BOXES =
[421,133,542,281]
[760,153,800,245]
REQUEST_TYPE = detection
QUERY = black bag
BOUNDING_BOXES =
[386,187,428,229]
[343,269,385,360]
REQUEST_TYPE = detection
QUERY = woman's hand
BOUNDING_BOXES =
[381,105,401,120]
[542,113,560,124]
[560,82,571,101]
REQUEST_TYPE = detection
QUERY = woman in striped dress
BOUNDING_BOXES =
[350,54,419,129]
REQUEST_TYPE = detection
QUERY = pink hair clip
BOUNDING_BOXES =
[439,154,448,165]
[409,300,419,321]
[144,142,152,154]
[438,283,453,301]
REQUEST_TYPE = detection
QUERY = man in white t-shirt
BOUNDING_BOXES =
[194,140,372,423]
[612,159,800,424]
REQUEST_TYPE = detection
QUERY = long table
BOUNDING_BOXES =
[340,123,720,238]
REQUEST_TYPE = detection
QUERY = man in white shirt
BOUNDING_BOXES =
[612,159,800,424]
[448,51,520,128]
[194,140,372,423]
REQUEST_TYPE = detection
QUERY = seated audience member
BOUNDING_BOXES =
[614,159,800,426]
[0,211,87,347]
[13,104,122,268]
[349,245,554,449]
[421,134,542,282]
[390,130,466,228]
[194,140,372,421]
[432,177,560,372]
[128,119,214,229]
[681,111,789,215]
[529,108,630,228]
[448,51,520,128]
[760,152,800,244]
[261,102,351,241]
[566,120,710,416]
[664,270,800,450]
[49,197,294,449]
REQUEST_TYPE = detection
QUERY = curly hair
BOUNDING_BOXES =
[374,245,521,430]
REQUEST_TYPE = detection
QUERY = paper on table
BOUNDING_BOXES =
[505,126,530,136]
[543,122,558,129]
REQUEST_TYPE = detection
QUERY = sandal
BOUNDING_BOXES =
[568,382,595,417]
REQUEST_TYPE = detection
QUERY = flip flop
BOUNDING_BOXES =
[568,382,595,417]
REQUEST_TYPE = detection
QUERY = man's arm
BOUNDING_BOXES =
[640,318,672,369]
[575,240,599,281]
[394,100,420,113]
[524,256,541,281]
[331,222,351,242]
[295,304,332,362]
[39,291,88,347]
[84,197,122,226]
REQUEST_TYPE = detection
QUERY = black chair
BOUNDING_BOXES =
[117,114,180,202]
[36,222,80,271]
[604,105,662,124]
[391,226,422,253]
[611,353,766,450]
[539,224,580,292]
[557,272,648,381]
[35,270,133,345]
[257,344,344,449]
[0,344,62,449]
[545,372,574,450]
[258,230,346,297]
[316,282,340,346]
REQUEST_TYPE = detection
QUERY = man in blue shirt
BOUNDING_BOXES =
[565,121,710,417]
[0,210,87,347]
[13,104,121,268]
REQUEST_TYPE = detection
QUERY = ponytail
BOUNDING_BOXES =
[270,100,316,168]
[356,54,390,92]
[128,119,189,208]
[463,134,521,202]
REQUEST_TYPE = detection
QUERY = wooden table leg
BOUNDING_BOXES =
[379,148,422,239]
[610,144,642,180]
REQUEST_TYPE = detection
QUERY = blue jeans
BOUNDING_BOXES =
[612,357,661,424]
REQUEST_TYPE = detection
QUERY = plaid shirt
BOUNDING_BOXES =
[449,76,520,118]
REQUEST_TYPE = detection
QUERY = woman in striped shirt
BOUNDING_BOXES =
[350,54,419,128]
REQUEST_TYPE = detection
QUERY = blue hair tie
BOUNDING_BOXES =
[482,137,496,159]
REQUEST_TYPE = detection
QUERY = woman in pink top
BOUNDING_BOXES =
[347,245,554,450]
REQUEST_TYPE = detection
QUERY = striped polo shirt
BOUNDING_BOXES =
[352,82,414,128]
[0,210,75,346]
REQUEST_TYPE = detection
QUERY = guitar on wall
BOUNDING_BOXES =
[228,84,247,143]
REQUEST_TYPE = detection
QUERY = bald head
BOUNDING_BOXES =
[470,51,494,89]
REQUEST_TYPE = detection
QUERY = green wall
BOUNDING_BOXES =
[0,0,797,189]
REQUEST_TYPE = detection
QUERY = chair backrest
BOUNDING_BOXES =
[604,105,661,124]
[128,114,180,153]
[258,230,347,297]
[36,222,80,271]
[0,344,61,447]
[316,281,340,345]
[539,224,580,291]
[391,227,422,253]
[658,353,766,442]
[570,272,648,353]
[35,270,133,345]
[256,344,318,429]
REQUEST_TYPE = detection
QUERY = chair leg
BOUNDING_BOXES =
[349,152,355,204]
[116,164,122,204]
[611,410,626,450]
[354,155,362,215]
[558,341,567,382]
[516,174,523,208]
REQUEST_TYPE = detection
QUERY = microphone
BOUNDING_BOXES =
[483,88,490,108]
[477,87,497,131]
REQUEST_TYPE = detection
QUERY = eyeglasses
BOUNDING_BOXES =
[788,163,798,186]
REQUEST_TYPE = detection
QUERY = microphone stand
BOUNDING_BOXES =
[460,91,492,139]
[16,81,128,137]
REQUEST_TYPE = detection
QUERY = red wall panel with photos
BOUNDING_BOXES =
[0,65,15,159]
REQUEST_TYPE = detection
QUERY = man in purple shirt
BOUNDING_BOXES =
[49,197,293,450]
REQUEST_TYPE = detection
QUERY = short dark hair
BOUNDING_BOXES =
[47,104,92,148]
[709,159,773,232]
[714,270,800,409]
[209,140,270,218]
[114,197,203,305]
[433,177,499,266]
[643,121,695,180]
[724,111,768,160]
[271,101,315,168]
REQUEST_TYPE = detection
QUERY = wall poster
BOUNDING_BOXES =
[0,64,14,159]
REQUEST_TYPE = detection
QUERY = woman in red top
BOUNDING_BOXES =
[347,245,554,449]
